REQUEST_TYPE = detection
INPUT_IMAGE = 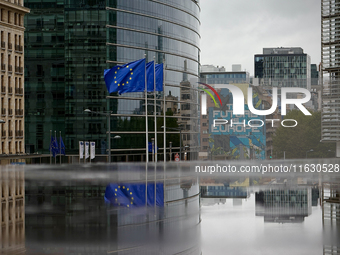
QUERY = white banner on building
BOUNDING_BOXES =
[90,141,95,159]
[85,141,89,159]
[79,141,84,159]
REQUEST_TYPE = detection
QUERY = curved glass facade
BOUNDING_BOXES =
[106,0,200,161]
[24,0,200,161]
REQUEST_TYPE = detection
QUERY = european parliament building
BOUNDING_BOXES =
[24,0,200,162]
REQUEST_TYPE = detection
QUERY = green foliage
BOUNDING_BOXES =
[273,110,335,159]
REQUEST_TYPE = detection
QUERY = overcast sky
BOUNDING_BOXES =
[200,0,321,76]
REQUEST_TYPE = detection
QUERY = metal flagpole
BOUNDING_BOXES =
[145,54,149,163]
[54,130,57,164]
[50,130,52,164]
[163,57,166,162]
[145,55,148,209]
[154,56,157,163]
[59,131,61,164]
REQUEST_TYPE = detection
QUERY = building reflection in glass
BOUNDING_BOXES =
[24,165,201,254]
[200,178,249,199]
[322,181,340,255]
[0,166,25,254]
[255,187,312,223]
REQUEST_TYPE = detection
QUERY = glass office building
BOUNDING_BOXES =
[24,0,200,161]
[254,47,311,89]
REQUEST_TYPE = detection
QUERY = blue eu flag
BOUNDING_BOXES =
[104,58,146,94]
[104,183,164,207]
[59,136,66,155]
[146,61,164,92]
[49,136,59,157]
[155,63,164,91]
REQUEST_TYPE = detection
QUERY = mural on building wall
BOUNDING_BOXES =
[208,85,266,160]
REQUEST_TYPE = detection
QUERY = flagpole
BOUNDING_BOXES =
[153,56,157,163]
[54,130,57,164]
[50,130,52,164]
[163,57,166,162]
[59,131,61,164]
[145,54,149,163]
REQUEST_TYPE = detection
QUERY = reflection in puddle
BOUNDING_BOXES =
[0,161,339,254]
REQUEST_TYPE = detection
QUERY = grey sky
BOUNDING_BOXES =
[200,0,321,76]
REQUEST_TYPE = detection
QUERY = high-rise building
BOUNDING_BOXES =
[254,47,311,89]
[201,64,250,84]
[321,0,340,157]
[24,0,200,162]
[0,1,29,158]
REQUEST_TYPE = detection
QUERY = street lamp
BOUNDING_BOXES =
[306,149,314,159]
[84,109,113,163]
[161,126,182,160]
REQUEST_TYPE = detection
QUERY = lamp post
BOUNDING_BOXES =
[161,126,182,161]
[306,149,313,159]
[84,109,114,163]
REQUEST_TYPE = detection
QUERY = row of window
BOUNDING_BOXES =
[111,0,200,32]
[0,9,23,26]
[111,11,200,46]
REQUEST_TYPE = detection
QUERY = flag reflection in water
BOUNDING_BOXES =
[104,183,164,207]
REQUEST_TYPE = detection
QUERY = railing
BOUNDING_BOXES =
[15,109,23,116]
[1,108,6,116]
[8,65,12,73]
[8,87,12,94]
[1,41,5,49]
[1,86,5,94]
[8,130,13,138]
[2,130,5,137]
[15,66,23,74]
[1,64,6,71]
[8,43,12,50]
[15,45,23,52]
[8,109,12,116]
[15,88,23,95]
[15,130,23,138]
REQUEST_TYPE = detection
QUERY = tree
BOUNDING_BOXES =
[273,110,335,159]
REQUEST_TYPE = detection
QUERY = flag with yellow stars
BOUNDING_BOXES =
[104,183,164,207]
[104,58,146,94]
[146,61,164,92]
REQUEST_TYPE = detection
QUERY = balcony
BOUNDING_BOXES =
[15,109,23,117]
[1,108,5,116]
[1,41,5,49]
[14,45,23,53]
[8,65,12,73]
[1,86,5,94]
[15,88,23,96]
[8,109,13,116]
[1,64,5,72]
[8,130,13,138]
[8,87,12,94]
[15,130,23,138]
[8,43,12,51]
[15,66,23,74]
